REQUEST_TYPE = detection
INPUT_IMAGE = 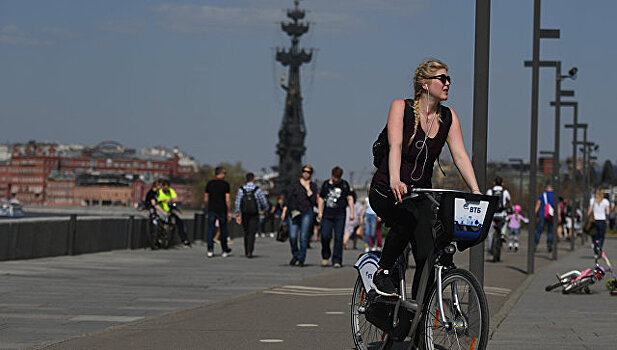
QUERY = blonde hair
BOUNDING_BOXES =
[408,59,449,146]
[595,188,604,203]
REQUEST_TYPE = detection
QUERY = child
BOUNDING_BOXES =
[506,205,529,251]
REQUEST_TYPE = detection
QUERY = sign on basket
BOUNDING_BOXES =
[453,197,490,241]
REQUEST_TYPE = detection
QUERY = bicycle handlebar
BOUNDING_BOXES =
[399,186,475,203]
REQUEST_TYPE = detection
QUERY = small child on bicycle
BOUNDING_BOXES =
[505,204,529,251]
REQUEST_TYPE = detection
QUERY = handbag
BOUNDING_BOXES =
[583,215,596,236]
[276,224,289,242]
[543,193,554,219]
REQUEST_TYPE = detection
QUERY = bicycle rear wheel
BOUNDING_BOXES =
[351,276,391,350]
[147,222,161,250]
[491,234,501,262]
[421,269,489,350]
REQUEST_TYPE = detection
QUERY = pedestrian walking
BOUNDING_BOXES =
[318,166,354,268]
[235,172,269,258]
[535,184,556,252]
[343,191,364,250]
[281,164,318,267]
[269,195,285,236]
[361,196,378,252]
[368,59,482,298]
[588,188,610,249]
[204,167,232,258]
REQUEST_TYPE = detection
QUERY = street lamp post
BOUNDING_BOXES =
[561,103,580,251]
[523,0,560,273]
[549,70,576,257]
[509,158,524,205]
[574,124,589,244]
[524,61,576,261]
[469,0,491,285]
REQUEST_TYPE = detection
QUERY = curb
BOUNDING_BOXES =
[488,271,534,339]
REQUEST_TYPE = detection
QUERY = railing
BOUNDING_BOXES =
[0,213,251,261]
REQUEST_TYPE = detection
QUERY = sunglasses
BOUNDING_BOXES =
[426,74,451,85]
[302,169,313,174]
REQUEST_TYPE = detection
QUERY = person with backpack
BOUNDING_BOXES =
[281,164,318,267]
[486,176,511,253]
[235,172,269,258]
[369,59,482,298]
[535,183,556,252]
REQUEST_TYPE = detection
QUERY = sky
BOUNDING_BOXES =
[1,0,615,183]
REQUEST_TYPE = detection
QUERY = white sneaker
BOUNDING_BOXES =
[207,251,213,258]
[222,250,231,258]
[364,247,370,253]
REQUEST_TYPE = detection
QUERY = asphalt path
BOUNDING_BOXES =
[0,230,580,349]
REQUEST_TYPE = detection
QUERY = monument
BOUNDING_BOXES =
[273,0,313,194]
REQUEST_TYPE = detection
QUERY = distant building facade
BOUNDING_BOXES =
[0,140,198,207]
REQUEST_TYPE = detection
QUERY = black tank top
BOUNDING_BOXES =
[371,99,452,189]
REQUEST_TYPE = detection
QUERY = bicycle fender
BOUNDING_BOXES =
[354,253,380,292]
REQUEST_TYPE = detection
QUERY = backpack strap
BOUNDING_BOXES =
[440,104,453,131]
[401,99,414,155]
[435,105,453,177]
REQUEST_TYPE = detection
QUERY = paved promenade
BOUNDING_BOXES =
[489,236,617,350]
[0,229,592,349]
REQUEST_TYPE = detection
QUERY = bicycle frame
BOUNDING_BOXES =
[354,189,476,342]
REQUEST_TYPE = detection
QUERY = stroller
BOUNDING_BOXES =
[545,241,616,294]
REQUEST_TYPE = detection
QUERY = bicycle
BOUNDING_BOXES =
[351,188,498,350]
[146,203,180,250]
[545,240,615,295]
[490,217,506,263]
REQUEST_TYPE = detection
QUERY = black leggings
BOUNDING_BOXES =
[369,186,435,299]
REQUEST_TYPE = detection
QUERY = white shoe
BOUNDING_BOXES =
[364,247,370,253]
[207,251,213,258]
[222,251,231,258]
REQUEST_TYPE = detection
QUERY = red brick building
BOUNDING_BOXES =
[1,141,198,207]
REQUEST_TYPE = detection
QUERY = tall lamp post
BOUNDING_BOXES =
[561,103,580,251]
[509,158,524,206]
[470,0,491,285]
[523,0,560,272]
[524,61,576,260]
[549,68,577,258]
[574,124,589,244]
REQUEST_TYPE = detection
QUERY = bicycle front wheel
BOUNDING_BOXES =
[421,269,489,350]
[350,276,391,350]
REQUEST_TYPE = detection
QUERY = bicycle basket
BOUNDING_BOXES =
[437,191,498,251]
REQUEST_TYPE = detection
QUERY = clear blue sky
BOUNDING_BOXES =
[1,0,614,183]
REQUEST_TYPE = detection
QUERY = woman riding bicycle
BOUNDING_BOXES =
[369,59,482,298]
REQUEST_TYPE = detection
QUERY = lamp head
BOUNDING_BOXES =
[568,67,578,80]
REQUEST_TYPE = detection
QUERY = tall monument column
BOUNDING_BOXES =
[273,0,313,195]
